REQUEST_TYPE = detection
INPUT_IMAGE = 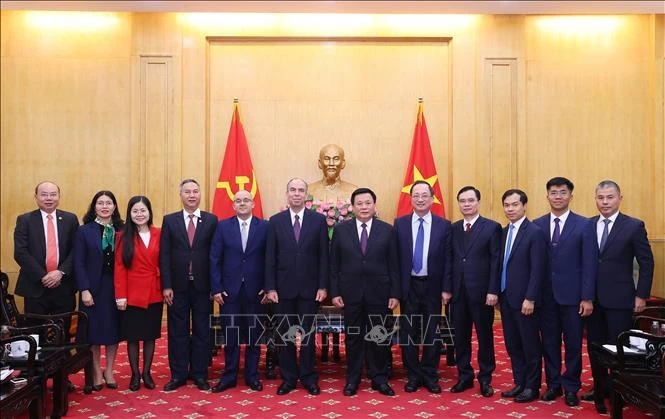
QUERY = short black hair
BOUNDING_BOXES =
[457,186,481,201]
[351,187,376,205]
[409,180,434,196]
[546,177,574,192]
[502,188,528,205]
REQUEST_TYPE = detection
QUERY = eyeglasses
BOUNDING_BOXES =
[234,198,253,204]
[411,194,432,200]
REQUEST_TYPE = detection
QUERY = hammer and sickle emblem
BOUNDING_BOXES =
[217,171,259,200]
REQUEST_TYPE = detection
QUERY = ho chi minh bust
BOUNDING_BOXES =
[308,144,358,203]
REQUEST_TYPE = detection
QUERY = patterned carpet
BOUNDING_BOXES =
[53,325,650,418]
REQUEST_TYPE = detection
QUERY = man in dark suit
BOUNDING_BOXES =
[330,187,400,397]
[14,181,79,317]
[394,180,451,394]
[265,178,329,396]
[449,186,501,398]
[586,180,654,414]
[160,179,218,391]
[210,190,268,393]
[499,189,548,403]
[533,177,598,407]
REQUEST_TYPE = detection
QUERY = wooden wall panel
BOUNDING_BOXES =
[484,59,518,222]
[207,39,450,221]
[136,56,174,223]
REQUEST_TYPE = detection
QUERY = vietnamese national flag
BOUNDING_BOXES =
[396,101,446,218]
[212,101,264,219]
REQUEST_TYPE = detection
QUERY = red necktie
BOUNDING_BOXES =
[46,214,57,272]
[187,214,196,246]
[465,222,471,232]
[187,215,196,277]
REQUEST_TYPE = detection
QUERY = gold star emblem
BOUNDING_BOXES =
[401,166,442,205]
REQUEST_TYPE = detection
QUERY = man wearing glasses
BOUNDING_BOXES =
[394,180,452,394]
[210,190,268,393]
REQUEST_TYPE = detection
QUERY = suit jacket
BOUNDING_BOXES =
[500,219,548,310]
[593,212,654,309]
[74,222,111,295]
[394,213,452,302]
[160,210,218,293]
[329,219,400,305]
[114,227,162,309]
[533,212,598,305]
[14,209,79,298]
[264,209,329,299]
[210,216,268,302]
[451,216,502,304]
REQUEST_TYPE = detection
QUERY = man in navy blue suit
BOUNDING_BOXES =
[265,178,329,396]
[449,186,501,398]
[394,180,451,394]
[499,189,548,403]
[586,180,654,414]
[330,187,400,397]
[160,179,219,392]
[210,190,268,393]
[534,177,598,407]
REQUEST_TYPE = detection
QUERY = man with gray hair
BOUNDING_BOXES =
[585,180,654,414]
[160,179,219,391]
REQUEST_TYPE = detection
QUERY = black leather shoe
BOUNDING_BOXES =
[515,389,539,403]
[142,373,155,390]
[83,386,94,395]
[501,385,524,398]
[541,387,563,401]
[343,383,358,396]
[564,391,579,407]
[194,378,210,391]
[211,381,236,393]
[247,380,263,391]
[277,382,296,395]
[404,380,420,393]
[371,382,395,396]
[304,383,320,395]
[595,401,608,414]
[424,382,442,394]
[129,374,141,392]
[480,382,494,397]
[580,389,595,401]
[67,380,76,392]
[450,380,473,393]
[163,379,186,392]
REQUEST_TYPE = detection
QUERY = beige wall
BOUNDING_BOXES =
[1,11,664,296]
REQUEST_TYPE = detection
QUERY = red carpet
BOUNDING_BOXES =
[52,325,649,418]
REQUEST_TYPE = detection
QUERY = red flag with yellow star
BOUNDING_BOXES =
[396,101,446,218]
[212,101,264,219]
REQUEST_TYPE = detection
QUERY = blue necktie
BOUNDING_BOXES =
[551,218,561,246]
[599,218,610,252]
[413,218,424,274]
[501,224,515,292]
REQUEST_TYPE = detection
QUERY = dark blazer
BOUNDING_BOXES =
[533,212,598,305]
[210,216,268,302]
[264,209,329,299]
[394,213,452,302]
[160,211,218,293]
[329,218,400,305]
[14,209,79,298]
[451,216,502,304]
[593,213,654,309]
[500,219,548,310]
[73,222,108,295]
